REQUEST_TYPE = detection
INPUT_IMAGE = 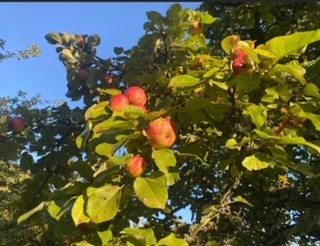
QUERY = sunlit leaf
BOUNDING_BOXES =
[152,148,176,173]
[243,104,267,128]
[270,63,307,84]
[98,229,113,245]
[86,185,122,223]
[157,233,188,246]
[201,11,217,24]
[85,101,110,121]
[258,30,320,59]
[233,195,254,207]
[134,174,168,209]
[123,227,157,246]
[71,195,90,226]
[169,75,201,87]
[17,202,46,225]
[242,153,270,171]
[304,83,320,98]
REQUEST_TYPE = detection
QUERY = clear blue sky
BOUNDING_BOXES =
[0,2,200,108]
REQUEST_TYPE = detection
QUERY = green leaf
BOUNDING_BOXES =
[123,228,157,246]
[85,101,110,121]
[73,241,94,246]
[48,201,63,221]
[59,48,77,64]
[225,137,251,151]
[203,67,220,79]
[113,47,124,55]
[255,129,320,154]
[98,229,113,245]
[270,64,307,85]
[221,35,239,54]
[93,119,134,133]
[96,88,122,96]
[270,145,317,177]
[242,153,270,171]
[106,155,131,166]
[134,174,168,209]
[152,149,178,185]
[86,185,121,223]
[292,104,320,131]
[233,195,254,207]
[169,75,201,88]
[45,32,62,45]
[152,148,176,173]
[229,72,261,94]
[146,11,163,23]
[20,152,34,171]
[17,202,46,225]
[201,11,216,24]
[258,30,320,59]
[243,104,267,128]
[304,83,320,98]
[87,34,101,46]
[157,233,189,246]
[71,195,90,226]
[76,123,92,149]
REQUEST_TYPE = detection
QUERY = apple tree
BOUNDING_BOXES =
[8,2,320,245]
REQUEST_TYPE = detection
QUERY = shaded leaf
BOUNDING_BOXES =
[113,47,124,55]
[87,34,101,46]
[45,32,62,45]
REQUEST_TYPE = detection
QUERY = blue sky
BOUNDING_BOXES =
[0,2,200,108]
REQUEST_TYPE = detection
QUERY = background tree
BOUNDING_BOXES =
[3,2,320,246]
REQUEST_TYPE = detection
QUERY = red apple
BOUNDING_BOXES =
[126,155,147,177]
[9,117,25,133]
[109,94,129,112]
[231,48,253,76]
[124,86,147,106]
[78,68,90,80]
[102,74,113,84]
[145,117,177,149]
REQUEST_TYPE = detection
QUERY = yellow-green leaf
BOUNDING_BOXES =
[86,185,122,223]
[242,153,270,171]
[157,233,188,246]
[169,75,201,88]
[134,174,168,209]
[71,195,90,226]
[17,202,46,225]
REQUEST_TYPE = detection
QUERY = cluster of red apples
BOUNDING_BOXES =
[108,86,176,178]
